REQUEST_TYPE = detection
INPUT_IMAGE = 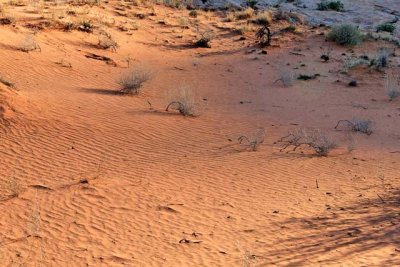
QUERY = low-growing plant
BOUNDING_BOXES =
[335,119,372,135]
[253,10,272,25]
[256,25,271,47]
[376,23,395,33]
[194,30,212,48]
[78,20,93,32]
[165,86,196,116]
[317,0,344,11]
[273,69,295,86]
[385,71,400,101]
[370,48,391,70]
[278,128,337,156]
[18,35,41,52]
[118,67,151,95]
[189,10,197,18]
[98,33,118,51]
[235,8,254,20]
[238,128,265,151]
[327,24,362,46]
[298,74,320,80]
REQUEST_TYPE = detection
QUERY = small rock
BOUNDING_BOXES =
[349,80,358,87]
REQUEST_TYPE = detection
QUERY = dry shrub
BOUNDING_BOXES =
[18,34,41,52]
[98,33,118,51]
[238,128,266,151]
[335,119,372,135]
[235,8,254,20]
[278,128,337,156]
[385,70,400,101]
[118,67,152,95]
[165,86,197,116]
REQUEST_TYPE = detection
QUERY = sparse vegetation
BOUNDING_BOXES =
[18,34,41,52]
[335,119,372,135]
[98,33,118,51]
[165,86,196,116]
[78,20,93,32]
[118,67,151,95]
[253,10,272,25]
[370,48,391,70]
[256,25,271,47]
[278,128,337,156]
[273,70,295,86]
[238,128,265,151]
[385,71,400,101]
[194,30,212,48]
[327,24,362,46]
[317,0,344,11]
[376,23,396,33]
[235,8,254,20]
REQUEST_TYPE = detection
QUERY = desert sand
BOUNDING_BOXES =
[0,0,399,266]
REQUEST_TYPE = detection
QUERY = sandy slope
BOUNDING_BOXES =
[0,2,399,266]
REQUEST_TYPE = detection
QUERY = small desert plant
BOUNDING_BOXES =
[118,67,151,95]
[235,8,254,20]
[370,48,391,70]
[256,25,271,47]
[98,33,118,51]
[273,69,295,86]
[194,30,212,48]
[165,86,196,116]
[327,24,362,46]
[317,0,344,11]
[78,20,93,32]
[189,10,197,18]
[253,10,272,25]
[385,71,400,101]
[177,17,189,28]
[238,128,265,151]
[18,35,41,52]
[376,23,395,33]
[335,119,372,135]
[278,128,337,156]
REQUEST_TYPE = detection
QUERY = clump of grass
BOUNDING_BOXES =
[252,10,272,25]
[376,23,395,33]
[278,128,337,156]
[98,33,118,51]
[385,71,400,101]
[370,48,391,70]
[118,67,151,95]
[327,24,362,46]
[78,20,93,32]
[235,8,254,20]
[238,128,265,151]
[194,30,212,48]
[18,35,41,52]
[273,69,295,86]
[189,10,197,18]
[317,0,344,11]
[165,86,196,116]
[335,119,372,135]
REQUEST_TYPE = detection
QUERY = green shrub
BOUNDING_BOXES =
[376,23,395,33]
[317,0,344,11]
[327,24,362,46]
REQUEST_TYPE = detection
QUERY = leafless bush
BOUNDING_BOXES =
[370,48,391,70]
[273,69,295,86]
[118,67,151,95]
[98,33,118,51]
[335,119,372,135]
[277,128,337,156]
[18,34,41,52]
[238,128,265,151]
[165,86,196,116]
[385,70,400,101]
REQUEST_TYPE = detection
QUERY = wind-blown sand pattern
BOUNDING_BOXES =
[0,1,399,266]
